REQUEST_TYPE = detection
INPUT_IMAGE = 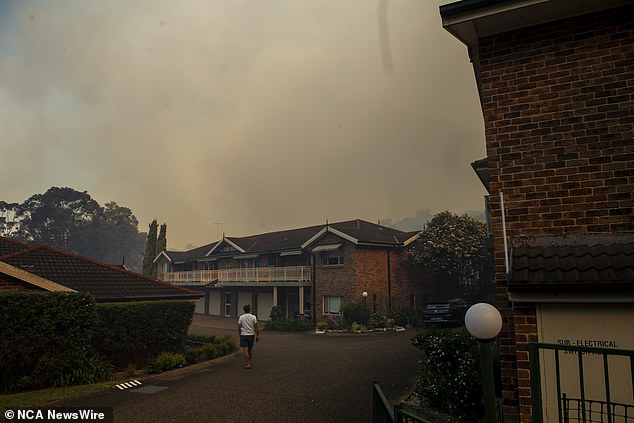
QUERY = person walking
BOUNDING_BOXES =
[237,304,259,369]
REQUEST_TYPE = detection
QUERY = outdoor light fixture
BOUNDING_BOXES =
[465,302,503,340]
[362,291,368,298]
[465,303,502,423]
[362,291,368,308]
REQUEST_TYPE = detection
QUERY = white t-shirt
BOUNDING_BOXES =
[238,313,257,336]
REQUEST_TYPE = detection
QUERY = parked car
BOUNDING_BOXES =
[423,298,468,328]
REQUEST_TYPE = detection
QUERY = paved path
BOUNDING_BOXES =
[59,315,422,423]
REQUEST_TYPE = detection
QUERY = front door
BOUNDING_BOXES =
[286,293,298,318]
[224,292,232,317]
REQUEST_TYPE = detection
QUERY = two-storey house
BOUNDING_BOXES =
[155,219,422,322]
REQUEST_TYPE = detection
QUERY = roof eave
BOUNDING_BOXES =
[508,282,634,293]
[94,293,204,303]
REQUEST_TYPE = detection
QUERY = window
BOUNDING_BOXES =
[322,250,343,266]
[323,296,342,314]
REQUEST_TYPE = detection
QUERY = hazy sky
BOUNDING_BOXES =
[0,0,486,250]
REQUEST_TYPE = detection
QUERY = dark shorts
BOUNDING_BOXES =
[240,335,255,349]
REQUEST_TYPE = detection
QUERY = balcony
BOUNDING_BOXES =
[162,266,311,287]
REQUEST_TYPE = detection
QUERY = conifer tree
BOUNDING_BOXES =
[157,223,167,256]
[142,219,158,276]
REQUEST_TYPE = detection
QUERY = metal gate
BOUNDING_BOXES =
[529,343,634,423]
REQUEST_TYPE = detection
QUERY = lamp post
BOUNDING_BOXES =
[362,291,368,310]
[465,303,502,423]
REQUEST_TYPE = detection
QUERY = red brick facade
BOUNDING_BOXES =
[313,233,420,319]
[478,7,634,422]
[0,278,26,292]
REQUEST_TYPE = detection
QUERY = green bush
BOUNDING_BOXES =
[340,301,370,328]
[0,292,111,393]
[185,334,237,364]
[368,312,387,329]
[269,305,283,321]
[411,328,483,422]
[217,336,237,355]
[147,352,186,374]
[92,300,195,368]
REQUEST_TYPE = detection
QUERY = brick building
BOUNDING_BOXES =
[440,1,634,422]
[154,219,422,322]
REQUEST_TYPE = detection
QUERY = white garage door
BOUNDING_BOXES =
[257,292,273,321]
[194,296,205,314]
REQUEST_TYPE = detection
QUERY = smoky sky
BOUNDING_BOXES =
[0,0,486,250]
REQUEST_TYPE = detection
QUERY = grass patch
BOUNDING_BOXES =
[0,381,117,409]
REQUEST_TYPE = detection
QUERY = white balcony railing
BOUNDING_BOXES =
[162,266,311,287]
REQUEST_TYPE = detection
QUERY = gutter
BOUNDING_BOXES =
[95,293,204,303]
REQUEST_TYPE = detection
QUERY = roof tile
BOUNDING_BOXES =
[510,233,634,289]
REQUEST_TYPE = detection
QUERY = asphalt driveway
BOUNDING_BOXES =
[58,315,423,423]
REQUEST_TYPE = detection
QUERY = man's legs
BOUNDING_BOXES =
[242,336,254,368]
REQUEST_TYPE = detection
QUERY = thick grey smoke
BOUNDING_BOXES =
[0,0,485,249]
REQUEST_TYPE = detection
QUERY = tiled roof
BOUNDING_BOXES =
[229,224,325,253]
[0,237,30,256]
[509,234,634,291]
[161,219,420,261]
[0,239,201,301]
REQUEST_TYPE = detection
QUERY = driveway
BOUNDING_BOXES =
[58,315,422,423]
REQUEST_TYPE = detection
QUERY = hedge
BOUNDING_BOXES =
[0,292,111,393]
[0,292,196,392]
[92,300,195,368]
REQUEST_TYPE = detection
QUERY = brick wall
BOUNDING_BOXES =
[0,277,29,292]
[313,236,419,320]
[314,240,356,318]
[478,6,634,422]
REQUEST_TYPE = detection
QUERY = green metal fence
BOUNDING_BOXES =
[529,343,634,423]
[372,382,433,423]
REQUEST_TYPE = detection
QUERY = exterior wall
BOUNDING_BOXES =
[314,237,356,319]
[0,277,27,292]
[353,247,422,313]
[478,6,634,422]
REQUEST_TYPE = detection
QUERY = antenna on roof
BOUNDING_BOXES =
[214,222,224,240]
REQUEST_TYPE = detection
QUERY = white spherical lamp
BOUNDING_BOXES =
[465,302,502,340]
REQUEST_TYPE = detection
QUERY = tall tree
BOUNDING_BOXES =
[1,187,147,272]
[16,187,102,254]
[142,219,159,277]
[98,202,146,270]
[157,223,167,256]
[408,211,494,303]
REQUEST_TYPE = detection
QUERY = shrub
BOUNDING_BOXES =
[93,300,195,368]
[269,305,283,322]
[0,292,111,393]
[411,328,483,422]
[368,312,387,329]
[340,301,370,328]
[216,335,237,355]
[147,352,186,374]
[184,334,237,364]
